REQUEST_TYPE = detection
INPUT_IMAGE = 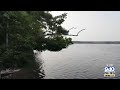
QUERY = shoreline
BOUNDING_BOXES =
[73,41,120,44]
[0,67,45,79]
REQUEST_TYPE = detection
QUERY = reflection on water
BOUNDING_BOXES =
[33,52,45,79]
[40,44,120,79]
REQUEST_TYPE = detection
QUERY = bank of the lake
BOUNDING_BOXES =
[0,52,45,79]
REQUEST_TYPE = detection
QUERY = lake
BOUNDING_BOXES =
[39,44,120,79]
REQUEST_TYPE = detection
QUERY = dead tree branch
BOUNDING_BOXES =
[67,28,86,36]
[44,27,86,37]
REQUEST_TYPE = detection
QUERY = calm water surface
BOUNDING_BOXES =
[40,44,120,79]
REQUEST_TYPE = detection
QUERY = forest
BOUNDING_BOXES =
[0,11,73,78]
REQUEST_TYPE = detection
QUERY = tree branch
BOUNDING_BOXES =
[44,27,86,37]
[67,28,86,36]
[68,27,77,31]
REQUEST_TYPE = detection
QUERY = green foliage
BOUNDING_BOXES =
[45,36,72,51]
[0,11,73,68]
[0,48,35,68]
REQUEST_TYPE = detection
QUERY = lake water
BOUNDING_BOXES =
[40,44,120,79]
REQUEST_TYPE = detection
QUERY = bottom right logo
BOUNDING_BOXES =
[104,64,115,77]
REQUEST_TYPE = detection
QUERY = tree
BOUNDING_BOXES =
[0,11,73,68]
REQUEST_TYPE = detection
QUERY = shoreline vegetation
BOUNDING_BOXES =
[73,41,120,44]
[0,52,45,79]
[0,11,72,79]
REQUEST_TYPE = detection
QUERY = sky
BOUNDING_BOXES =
[51,11,120,41]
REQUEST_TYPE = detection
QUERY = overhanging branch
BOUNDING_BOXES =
[67,28,86,36]
[44,27,86,37]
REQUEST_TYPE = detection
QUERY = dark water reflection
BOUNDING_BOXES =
[35,53,45,79]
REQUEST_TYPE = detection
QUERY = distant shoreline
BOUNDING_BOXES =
[72,41,120,44]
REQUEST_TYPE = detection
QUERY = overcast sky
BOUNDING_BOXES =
[51,11,120,41]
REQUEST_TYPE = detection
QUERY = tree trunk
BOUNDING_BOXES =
[6,23,9,48]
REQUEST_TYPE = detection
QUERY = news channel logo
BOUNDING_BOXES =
[104,64,115,77]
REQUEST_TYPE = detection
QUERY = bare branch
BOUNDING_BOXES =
[68,27,77,31]
[44,27,86,37]
[67,28,86,36]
